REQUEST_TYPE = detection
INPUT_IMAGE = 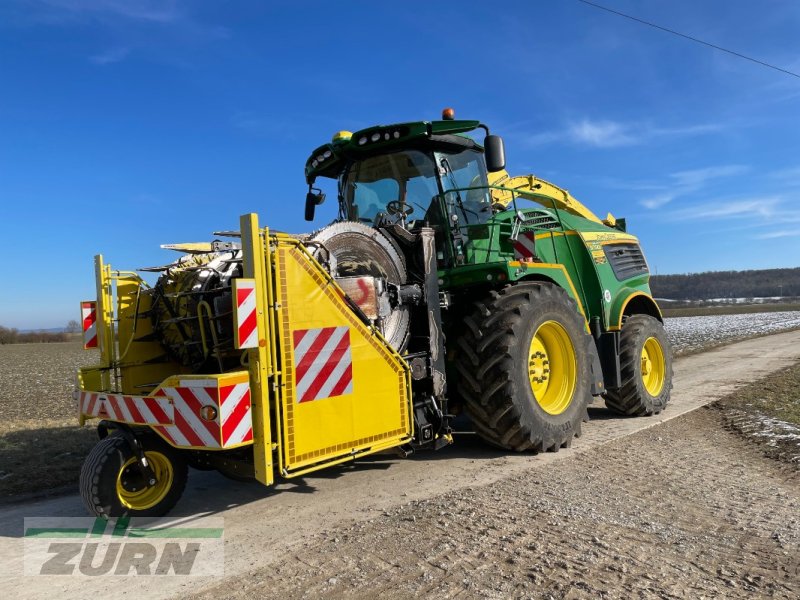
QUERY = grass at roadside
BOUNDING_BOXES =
[662,302,800,318]
[714,360,800,465]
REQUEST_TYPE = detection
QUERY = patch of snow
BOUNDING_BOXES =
[665,311,800,354]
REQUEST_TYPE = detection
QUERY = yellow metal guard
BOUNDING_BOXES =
[272,238,412,475]
[239,213,275,486]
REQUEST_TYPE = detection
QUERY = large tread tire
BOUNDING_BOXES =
[80,434,188,518]
[604,314,673,416]
[452,283,593,452]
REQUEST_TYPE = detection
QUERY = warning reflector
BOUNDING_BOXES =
[233,278,259,349]
[292,326,353,403]
[81,301,97,349]
[512,232,537,262]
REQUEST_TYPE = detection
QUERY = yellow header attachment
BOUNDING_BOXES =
[160,242,215,254]
[488,170,603,225]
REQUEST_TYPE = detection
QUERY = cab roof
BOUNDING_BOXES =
[305,119,483,183]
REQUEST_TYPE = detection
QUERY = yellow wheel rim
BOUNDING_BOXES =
[116,451,174,511]
[641,336,666,396]
[528,320,577,415]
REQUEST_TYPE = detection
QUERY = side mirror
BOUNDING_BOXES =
[484,134,506,172]
[304,189,325,221]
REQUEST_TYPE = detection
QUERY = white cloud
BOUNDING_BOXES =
[755,229,800,240]
[525,118,723,150]
[640,194,676,209]
[567,119,637,148]
[769,166,800,183]
[89,46,130,65]
[12,0,229,66]
[670,165,749,188]
[671,197,782,221]
[37,0,182,23]
[634,164,749,210]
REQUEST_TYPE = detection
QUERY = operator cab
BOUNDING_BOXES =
[303,110,506,267]
[341,146,493,230]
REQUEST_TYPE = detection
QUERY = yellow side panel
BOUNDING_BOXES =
[78,367,103,392]
[274,242,412,472]
[116,278,186,394]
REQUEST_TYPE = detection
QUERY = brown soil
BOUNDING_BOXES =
[715,361,800,465]
[0,342,98,497]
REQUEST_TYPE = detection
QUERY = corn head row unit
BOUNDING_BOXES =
[76,110,673,517]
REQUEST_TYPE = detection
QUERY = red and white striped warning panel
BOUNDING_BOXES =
[78,391,173,425]
[78,377,253,449]
[81,301,98,349]
[293,326,353,403]
[233,278,258,349]
[219,382,253,446]
[512,232,537,262]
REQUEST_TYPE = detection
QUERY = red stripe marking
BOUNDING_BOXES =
[300,330,351,402]
[241,428,253,443]
[237,288,257,343]
[84,334,98,349]
[222,388,251,445]
[218,384,234,407]
[239,310,257,345]
[107,396,121,420]
[176,387,220,441]
[126,398,145,423]
[146,398,171,424]
[328,363,353,398]
[86,393,98,416]
[294,327,336,382]
[82,305,96,331]
[204,387,219,403]
[152,388,168,397]
[174,411,204,447]
[154,426,176,446]
[292,328,308,347]
[96,398,109,418]
[514,242,534,258]
[236,286,254,307]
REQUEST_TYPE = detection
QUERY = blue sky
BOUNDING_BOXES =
[1,0,799,329]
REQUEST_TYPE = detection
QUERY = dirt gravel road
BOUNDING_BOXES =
[2,329,799,599]
[201,409,798,599]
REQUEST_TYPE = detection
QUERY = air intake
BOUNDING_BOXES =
[522,210,560,229]
[604,243,649,280]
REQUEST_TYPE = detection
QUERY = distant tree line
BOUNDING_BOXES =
[0,325,69,344]
[651,267,800,301]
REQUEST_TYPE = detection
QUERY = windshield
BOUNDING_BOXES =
[342,150,439,223]
[436,148,492,225]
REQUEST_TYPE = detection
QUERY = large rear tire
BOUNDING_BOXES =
[604,314,673,416]
[452,283,592,452]
[80,434,188,518]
